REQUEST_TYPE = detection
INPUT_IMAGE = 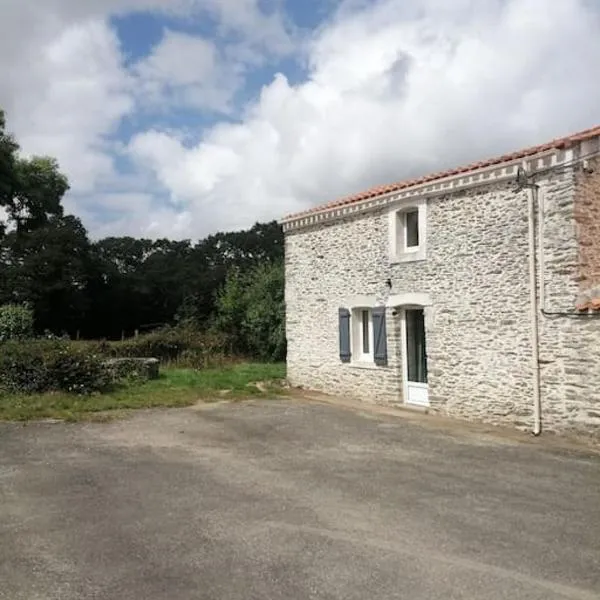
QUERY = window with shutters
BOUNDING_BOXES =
[390,198,427,263]
[339,305,387,367]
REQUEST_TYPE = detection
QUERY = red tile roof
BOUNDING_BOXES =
[576,298,600,313]
[282,124,600,222]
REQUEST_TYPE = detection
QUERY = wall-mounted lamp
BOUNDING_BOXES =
[386,278,392,289]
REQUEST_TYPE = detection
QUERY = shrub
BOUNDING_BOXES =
[0,342,48,394]
[103,358,159,382]
[0,340,111,395]
[45,346,112,394]
[0,304,34,341]
[214,260,285,362]
[110,329,188,361]
[81,326,232,366]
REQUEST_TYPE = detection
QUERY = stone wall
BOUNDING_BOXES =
[575,157,600,295]
[534,159,600,436]
[285,166,600,436]
[284,207,403,405]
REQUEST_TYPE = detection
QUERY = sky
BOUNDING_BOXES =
[0,0,599,241]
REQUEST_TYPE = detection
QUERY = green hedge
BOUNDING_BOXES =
[0,326,236,396]
[80,327,230,365]
[104,358,159,382]
[0,341,112,395]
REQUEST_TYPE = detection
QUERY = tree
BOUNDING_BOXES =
[10,156,67,234]
[0,112,66,236]
[214,266,248,353]
[1,215,93,334]
[0,110,19,238]
[242,260,286,361]
[0,107,287,343]
[214,259,286,361]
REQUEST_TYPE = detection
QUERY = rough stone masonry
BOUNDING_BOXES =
[284,147,600,438]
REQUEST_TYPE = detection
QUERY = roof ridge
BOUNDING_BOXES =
[282,123,600,222]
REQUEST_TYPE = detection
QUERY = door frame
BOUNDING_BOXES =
[399,306,430,408]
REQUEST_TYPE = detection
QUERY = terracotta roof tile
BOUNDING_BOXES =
[576,299,600,313]
[282,124,600,222]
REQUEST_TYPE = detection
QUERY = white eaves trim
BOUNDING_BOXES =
[280,145,582,233]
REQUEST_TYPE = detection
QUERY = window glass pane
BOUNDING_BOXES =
[362,310,370,354]
[405,210,419,248]
[406,309,427,383]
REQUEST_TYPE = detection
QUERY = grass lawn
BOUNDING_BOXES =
[0,362,287,422]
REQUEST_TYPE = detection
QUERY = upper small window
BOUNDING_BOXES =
[390,200,427,264]
[404,209,419,250]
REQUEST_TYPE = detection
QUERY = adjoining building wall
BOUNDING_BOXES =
[535,158,600,436]
[285,165,600,437]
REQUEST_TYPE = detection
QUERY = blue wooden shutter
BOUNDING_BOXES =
[339,308,351,363]
[372,306,388,366]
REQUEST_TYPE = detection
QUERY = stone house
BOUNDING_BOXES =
[280,125,600,437]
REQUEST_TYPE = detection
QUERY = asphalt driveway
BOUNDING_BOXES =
[1,397,599,600]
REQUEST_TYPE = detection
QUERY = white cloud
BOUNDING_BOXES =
[4,19,133,194]
[2,0,600,240]
[128,0,600,239]
[0,2,133,193]
[0,0,294,237]
[133,30,243,113]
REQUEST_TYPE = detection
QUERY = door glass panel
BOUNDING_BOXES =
[406,309,427,383]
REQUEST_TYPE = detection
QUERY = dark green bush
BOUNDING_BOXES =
[0,341,111,395]
[78,326,231,366]
[103,358,159,382]
[111,329,187,361]
[0,342,48,393]
[45,347,112,394]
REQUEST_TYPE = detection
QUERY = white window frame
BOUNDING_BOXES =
[389,198,427,264]
[351,307,374,364]
[402,208,420,252]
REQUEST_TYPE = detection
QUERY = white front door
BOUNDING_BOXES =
[402,308,429,407]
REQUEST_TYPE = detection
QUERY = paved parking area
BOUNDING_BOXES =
[0,398,599,600]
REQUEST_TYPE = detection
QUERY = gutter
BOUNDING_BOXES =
[524,167,542,436]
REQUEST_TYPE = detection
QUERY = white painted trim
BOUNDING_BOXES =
[346,361,380,371]
[399,309,408,404]
[348,306,375,365]
[399,307,430,408]
[389,198,427,263]
[343,295,379,308]
[387,292,432,307]
[280,141,600,232]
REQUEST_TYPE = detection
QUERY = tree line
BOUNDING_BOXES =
[0,109,285,357]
